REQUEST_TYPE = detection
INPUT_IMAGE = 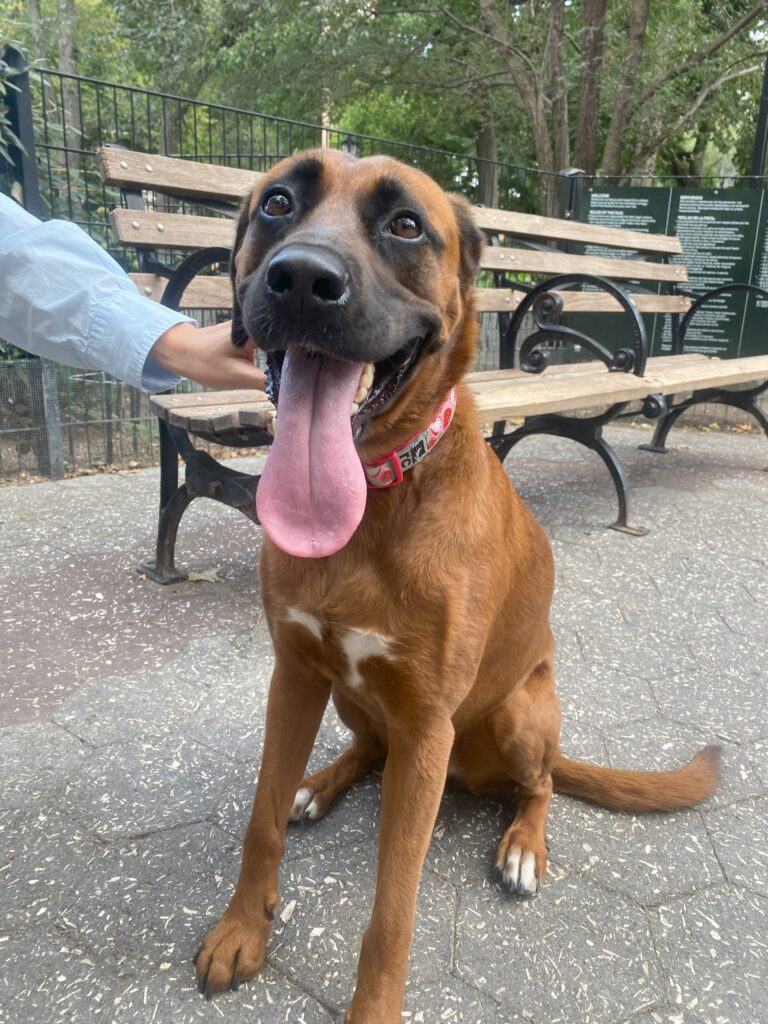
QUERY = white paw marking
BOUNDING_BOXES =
[289,787,325,822]
[305,797,322,820]
[501,847,538,895]
[340,629,395,688]
[289,787,313,821]
[286,607,323,641]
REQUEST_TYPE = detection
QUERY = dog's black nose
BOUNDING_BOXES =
[265,245,349,311]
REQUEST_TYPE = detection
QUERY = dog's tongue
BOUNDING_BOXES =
[256,347,367,558]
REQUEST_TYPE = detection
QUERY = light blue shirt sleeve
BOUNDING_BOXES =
[0,192,195,391]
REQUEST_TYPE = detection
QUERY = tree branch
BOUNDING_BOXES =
[627,0,764,118]
[475,0,538,83]
[626,62,762,173]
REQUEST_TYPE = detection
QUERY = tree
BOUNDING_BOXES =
[471,0,766,211]
[3,0,765,215]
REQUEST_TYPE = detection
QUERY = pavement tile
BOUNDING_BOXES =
[559,717,609,765]
[51,671,212,749]
[0,649,82,724]
[109,967,335,1023]
[71,861,240,971]
[556,660,660,732]
[576,630,699,682]
[703,797,768,897]
[426,787,511,888]
[627,1012,708,1024]
[60,737,239,840]
[651,632,768,743]
[648,886,768,1024]
[5,825,235,979]
[0,722,88,810]
[546,797,721,905]
[0,818,236,955]
[455,874,662,1024]
[0,930,116,1024]
[402,975,521,1023]
[0,805,107,935]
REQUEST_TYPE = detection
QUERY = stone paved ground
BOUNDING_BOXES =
[1,422,767,1024]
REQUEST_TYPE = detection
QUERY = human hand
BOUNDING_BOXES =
[149,320,265,391]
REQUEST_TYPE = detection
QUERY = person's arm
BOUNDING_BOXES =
[0,193,263,392]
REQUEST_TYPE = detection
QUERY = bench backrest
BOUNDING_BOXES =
[98,147,691,318]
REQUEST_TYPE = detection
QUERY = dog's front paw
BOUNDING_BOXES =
[495,831,546,896]
[194,908,267,998]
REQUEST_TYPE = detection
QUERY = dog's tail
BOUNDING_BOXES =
[551,745,721,812]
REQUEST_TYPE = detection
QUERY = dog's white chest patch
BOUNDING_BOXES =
[286,607,323,642]
[341,629,395,688]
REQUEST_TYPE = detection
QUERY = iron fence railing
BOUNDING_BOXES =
[19,61,546,249]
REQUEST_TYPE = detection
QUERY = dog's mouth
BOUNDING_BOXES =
[256,337,428,561]
[264,335,426,439]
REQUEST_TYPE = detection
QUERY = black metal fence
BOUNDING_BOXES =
[9,54,545,247]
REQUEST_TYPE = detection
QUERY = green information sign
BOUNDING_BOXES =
[574,186,768,359]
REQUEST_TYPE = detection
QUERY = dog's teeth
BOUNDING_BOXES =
[354,385,368,403]
[350,402,359,415]
[266,412,277,437]
[360,362,375,389]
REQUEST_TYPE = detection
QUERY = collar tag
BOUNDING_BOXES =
[363,387,457,489]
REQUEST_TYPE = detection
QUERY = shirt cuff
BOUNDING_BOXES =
[86,289,196,392]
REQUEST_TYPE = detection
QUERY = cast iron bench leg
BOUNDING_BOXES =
[639,380,768,456]
[638,406,689,454]
[139,484,194,584]
[138,420,192,584]
[489,405,648,537]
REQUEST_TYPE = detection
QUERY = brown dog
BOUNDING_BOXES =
[194,149,719,1022]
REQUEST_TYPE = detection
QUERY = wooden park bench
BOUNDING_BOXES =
[98,146,768,582]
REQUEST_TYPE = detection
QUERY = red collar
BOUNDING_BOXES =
[362,387,457,488]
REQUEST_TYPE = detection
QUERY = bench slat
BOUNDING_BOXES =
[110,209,234,249]
[474,288,691,314]
[468,354,710,384]
[643,354,768,393]
[154,390,270,411]
[101,148,682,260]
[481,245,687,283]
[469,354,768,419]
[99,147,261,203]
[130,273,692,316]
[114,212,687,284]
[149,353,768,435]
[130,273,232,307]
[473,208,682,255]
[467,370,651,419]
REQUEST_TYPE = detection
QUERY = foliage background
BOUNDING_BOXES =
[1,1,766,213]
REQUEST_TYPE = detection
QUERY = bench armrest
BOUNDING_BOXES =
[160,245,233,312]
[506,273,649,377]
[675,283,768,354]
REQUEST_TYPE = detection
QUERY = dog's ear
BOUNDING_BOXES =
[230,196,252,348]
[448,194,484,290]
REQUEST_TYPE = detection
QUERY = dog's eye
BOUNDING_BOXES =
[390,214,421,240]
[262,192,292,217]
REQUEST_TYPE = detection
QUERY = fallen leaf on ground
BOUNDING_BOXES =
[187,568,223,583]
